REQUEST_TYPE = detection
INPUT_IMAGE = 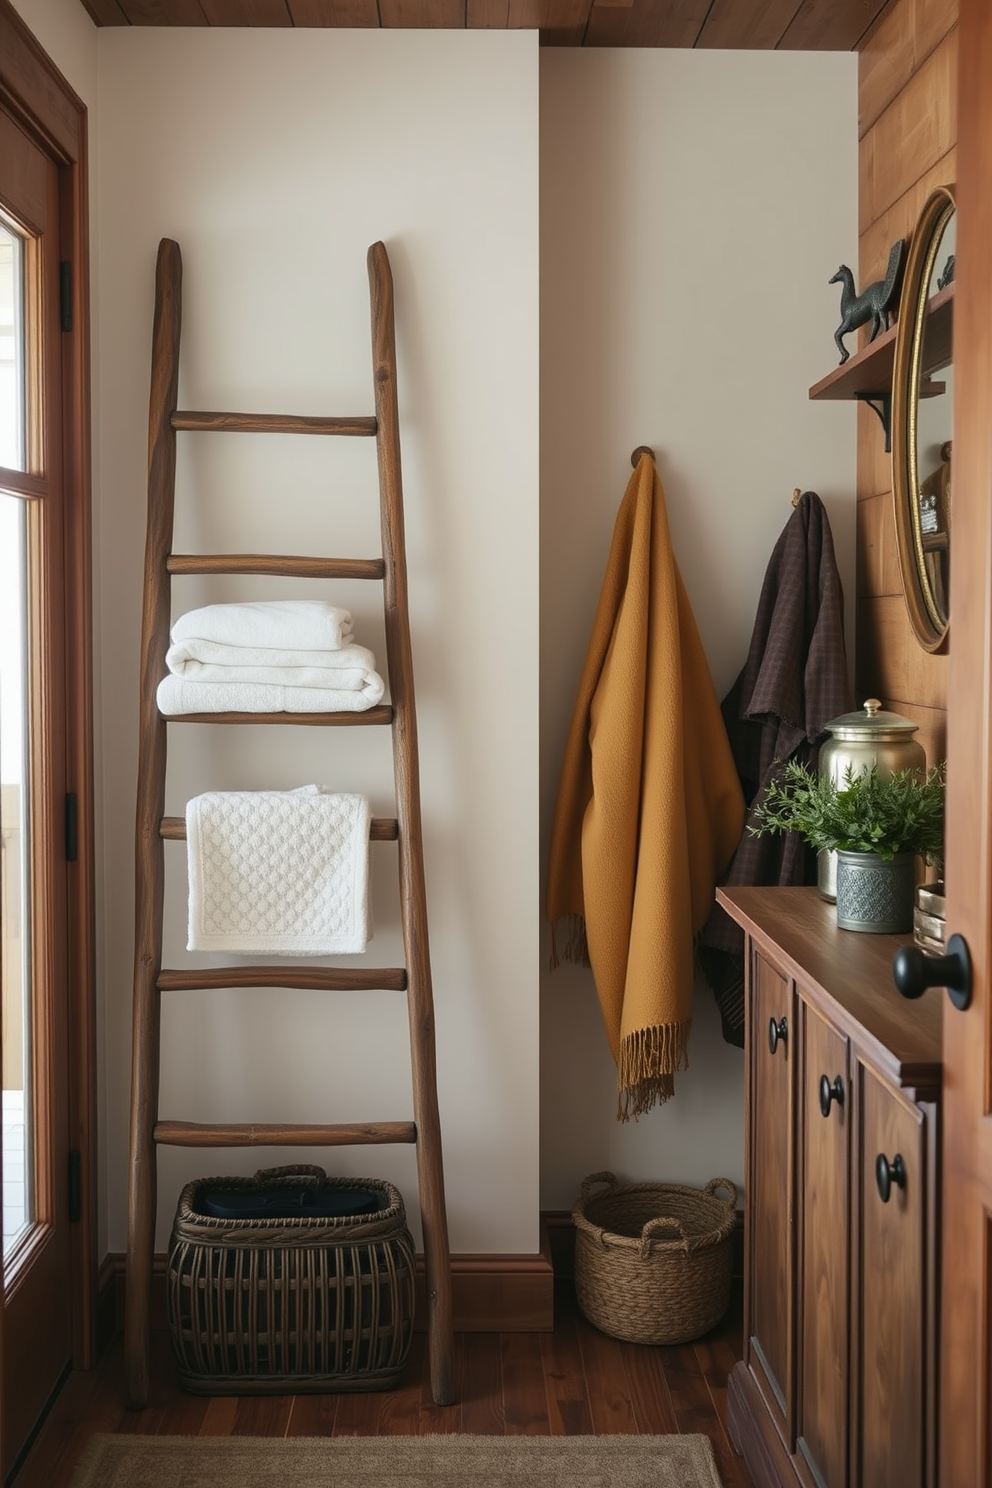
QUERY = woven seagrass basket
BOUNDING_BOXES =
[166,1165,415,1394]
[571,1171,738,1346]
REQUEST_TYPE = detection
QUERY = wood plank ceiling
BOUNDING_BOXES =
[81,0,894,51]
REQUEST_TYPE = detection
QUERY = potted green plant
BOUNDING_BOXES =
[749,760,945,933]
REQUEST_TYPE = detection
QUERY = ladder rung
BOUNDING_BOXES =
[154,1120,417,1147]
[157,966,407,992]
[168,554,385,580]
[161,706,394,726]
[172,411,377,437]
[160,815,398,841]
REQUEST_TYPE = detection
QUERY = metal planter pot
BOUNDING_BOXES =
[835,850,917,933]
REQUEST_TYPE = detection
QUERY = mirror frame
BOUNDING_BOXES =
[891,182,956,654]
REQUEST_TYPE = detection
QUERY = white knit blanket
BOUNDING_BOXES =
[165,639,379,688]
[171,600,354,651]
[186,787,371,955]
[157,673,385,715]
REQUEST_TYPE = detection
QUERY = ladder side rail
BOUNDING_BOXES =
[367,241,454,1407]
[125,237,183,1409]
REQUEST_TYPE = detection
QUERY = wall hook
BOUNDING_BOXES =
[631,445,656,468]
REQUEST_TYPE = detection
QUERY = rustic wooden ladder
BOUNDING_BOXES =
[124,237,454,1409]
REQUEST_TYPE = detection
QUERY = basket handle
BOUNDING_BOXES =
[252,1164,326,1186]
[639,1215,691,1255]
[580,1170,621,1203]
[705,1178,739,1210]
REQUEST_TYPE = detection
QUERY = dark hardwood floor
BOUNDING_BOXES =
[13,1282,754,1488]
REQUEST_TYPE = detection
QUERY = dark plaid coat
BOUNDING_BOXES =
[699,491,854,1046]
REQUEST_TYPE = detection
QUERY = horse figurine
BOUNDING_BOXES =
[829,238,906,364]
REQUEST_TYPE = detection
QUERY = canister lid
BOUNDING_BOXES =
[823,698,921,739]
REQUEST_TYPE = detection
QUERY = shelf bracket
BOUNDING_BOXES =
[855,391,891,453]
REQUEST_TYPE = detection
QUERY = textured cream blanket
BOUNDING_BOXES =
[546,456,744,1118]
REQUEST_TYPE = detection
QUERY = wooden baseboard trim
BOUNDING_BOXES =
[100,1241,555,1342]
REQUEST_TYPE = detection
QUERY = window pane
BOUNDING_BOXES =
[0,492,33,1255]
[0,223,26,471]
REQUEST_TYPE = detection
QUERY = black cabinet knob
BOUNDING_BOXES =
[876,1152,907,1203]
[768,1017,788,1055]
[892,932,972,1011]
[819,1074,845,1118]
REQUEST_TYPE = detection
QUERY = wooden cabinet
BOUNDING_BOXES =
[719,886,942,1488]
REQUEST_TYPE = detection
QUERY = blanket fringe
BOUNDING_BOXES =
[616,1021,691,1121]
[549,913,590,971]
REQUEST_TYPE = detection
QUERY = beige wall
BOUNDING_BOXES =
[93,29,540,1256]
[5,2,861,1254]
[538,47,858,1208]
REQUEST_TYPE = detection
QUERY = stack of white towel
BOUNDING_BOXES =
[156,599,386,715]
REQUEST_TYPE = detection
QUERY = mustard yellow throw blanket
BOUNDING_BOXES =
[546,456,745,1119]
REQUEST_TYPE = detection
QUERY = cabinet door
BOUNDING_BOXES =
[857,1065,931,1488]
[799,1001,850,1488]
[747,946,796,1438]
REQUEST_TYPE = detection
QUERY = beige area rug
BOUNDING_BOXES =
[70,1433,724,1488]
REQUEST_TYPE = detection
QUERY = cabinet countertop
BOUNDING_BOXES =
[717,885,942,1098]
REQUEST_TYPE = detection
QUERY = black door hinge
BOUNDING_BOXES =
[59,261,72,333]
[65,791,78,862]
[68,1150,81,1223]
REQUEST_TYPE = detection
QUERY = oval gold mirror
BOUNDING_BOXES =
[891,183,956,653]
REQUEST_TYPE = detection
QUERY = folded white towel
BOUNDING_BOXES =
[166,639,381,692]
[157,672,385,715]
[186,787,371,954]
[171,600,354,652]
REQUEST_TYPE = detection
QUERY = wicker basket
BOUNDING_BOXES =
[571,1171,738,1346]
[166,1165,416,1394]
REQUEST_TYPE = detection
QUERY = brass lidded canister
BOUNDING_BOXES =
[817,698,927,900]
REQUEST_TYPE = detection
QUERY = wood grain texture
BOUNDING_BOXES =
[856,595,948,711]
[696,0,809,49]
[859,0,958,136]
[584,0,710,49]
[718,888,943,1097]
[797,1002,849,1488]
[857,1065,928,1488]
[287,0,378,22]
[856,489,902,597]
[858,147,957,290]
[747,952,795,1442]
[939,0,992,1476]
[859,26,958,230]
[778,0,889,50]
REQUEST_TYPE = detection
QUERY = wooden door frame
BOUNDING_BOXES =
[0,0,96,1372]
[941,0,992,1481]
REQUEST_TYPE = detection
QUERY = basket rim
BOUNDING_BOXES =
[571,1172,738,1254]
[171,1168,409,1243]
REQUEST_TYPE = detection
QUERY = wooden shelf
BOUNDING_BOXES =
[809,281,954,403]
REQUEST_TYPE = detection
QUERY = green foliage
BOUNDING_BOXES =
[749,760,946,865]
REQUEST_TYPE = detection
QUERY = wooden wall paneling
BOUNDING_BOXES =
[880,697,947,767]
[778,0,891,52]
[502,0,592,45]
[858,146,958,284]
[378,0,466,25]
[859,27,958,231]
[123,0,208,23]
[859,0,959,136]
[856,595,948,708]
[856,402,892,502]
[856,491,903,600]
[465,0,512,27]
[197,0,291,20]
[584,0,709,49]
[288,0,379,24]
[696,0,809,50]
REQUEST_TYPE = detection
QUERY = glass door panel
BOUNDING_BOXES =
[0,224,32,1262]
